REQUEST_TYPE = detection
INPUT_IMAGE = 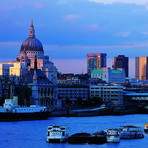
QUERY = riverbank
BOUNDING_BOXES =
[51,105,148,117]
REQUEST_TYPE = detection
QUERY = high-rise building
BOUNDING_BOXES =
[114,55,129,77]
[87,53,107,76]
[135,57,148,80]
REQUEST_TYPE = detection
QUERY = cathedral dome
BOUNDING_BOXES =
[20,19,44,52]
[20,37,43,52]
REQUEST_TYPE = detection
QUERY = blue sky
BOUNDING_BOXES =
[1,0,148,76]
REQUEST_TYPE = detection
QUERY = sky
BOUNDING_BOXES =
[1,0,148,76]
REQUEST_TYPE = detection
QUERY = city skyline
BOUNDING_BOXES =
[1,0,148,76]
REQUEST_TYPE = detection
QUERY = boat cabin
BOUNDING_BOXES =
[47,125,68,143]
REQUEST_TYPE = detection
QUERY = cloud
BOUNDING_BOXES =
[0,5,16,11]
[89,0,148,5]
[115,32,131,37]
[58,0,68,4]
[64,15,80,21]
[0,41,21,46]
[43,40,148,53]
[142,32,148,35]
[88,24,99,29]
[0,2,44,11]
[1,39,148,52]
[33,3,44,8]
[76,24,100,31]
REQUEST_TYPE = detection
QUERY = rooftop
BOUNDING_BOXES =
[92,69,103,74]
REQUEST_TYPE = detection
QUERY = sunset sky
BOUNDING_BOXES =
[1,0,148,76]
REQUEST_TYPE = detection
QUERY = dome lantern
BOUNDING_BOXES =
[20,20,44,52]
[29,19,35,38]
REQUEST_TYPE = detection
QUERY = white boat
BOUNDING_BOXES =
[47,125,68,143]
[106,129,120,143]
[144,123,148,133]
[0,99,51,121]
[119,125,144,139]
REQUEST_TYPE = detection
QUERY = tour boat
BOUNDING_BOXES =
[68,132,91,144]
[0,99,51,121]
[144,123,148,133]
[88,131,107,144]
[119,125,144,139]
[106,129,120,143]
[46,125,68,143]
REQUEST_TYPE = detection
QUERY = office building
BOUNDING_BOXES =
[90,85,123,105]
[135,57,148,80]
[114,55,129,77]
[87,53,107,76]
[58,85,89,103]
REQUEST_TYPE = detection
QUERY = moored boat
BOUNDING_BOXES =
[68,132,91,144]
[144,123,148,133]
[0,99,51,121]
[119,125,144,139]
[106,129,120,143]
[88,131,106,144]
[47,125,68,143]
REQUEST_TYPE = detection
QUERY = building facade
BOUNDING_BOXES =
[0,78,15,105]
[0,64,13,77]
[0,62,29,80]
[125,92,148,101]
[16,19,57,84]
[91,67,125,84]
[8,62,28,77]
[87,53,107,76]
[20,57,58,108]
[57,73,89,85]
[0,20,58,108]
[114,55,129,77]
[0,20,57,85]
[58,85,89,103]
[135,57,148,80]
[90,85,123,105]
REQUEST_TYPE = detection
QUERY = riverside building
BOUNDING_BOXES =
[58,85,89,103]
[90,85,123,105]
[91,67,125,84]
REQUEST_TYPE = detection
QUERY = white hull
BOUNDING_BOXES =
[47,137,67,143]
[107,136,120,143]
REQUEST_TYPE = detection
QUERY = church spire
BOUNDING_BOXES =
[29,19,35,38]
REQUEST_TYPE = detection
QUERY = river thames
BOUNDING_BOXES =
[0,114,148,148]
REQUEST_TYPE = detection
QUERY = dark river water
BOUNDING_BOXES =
[0,114,148,148]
